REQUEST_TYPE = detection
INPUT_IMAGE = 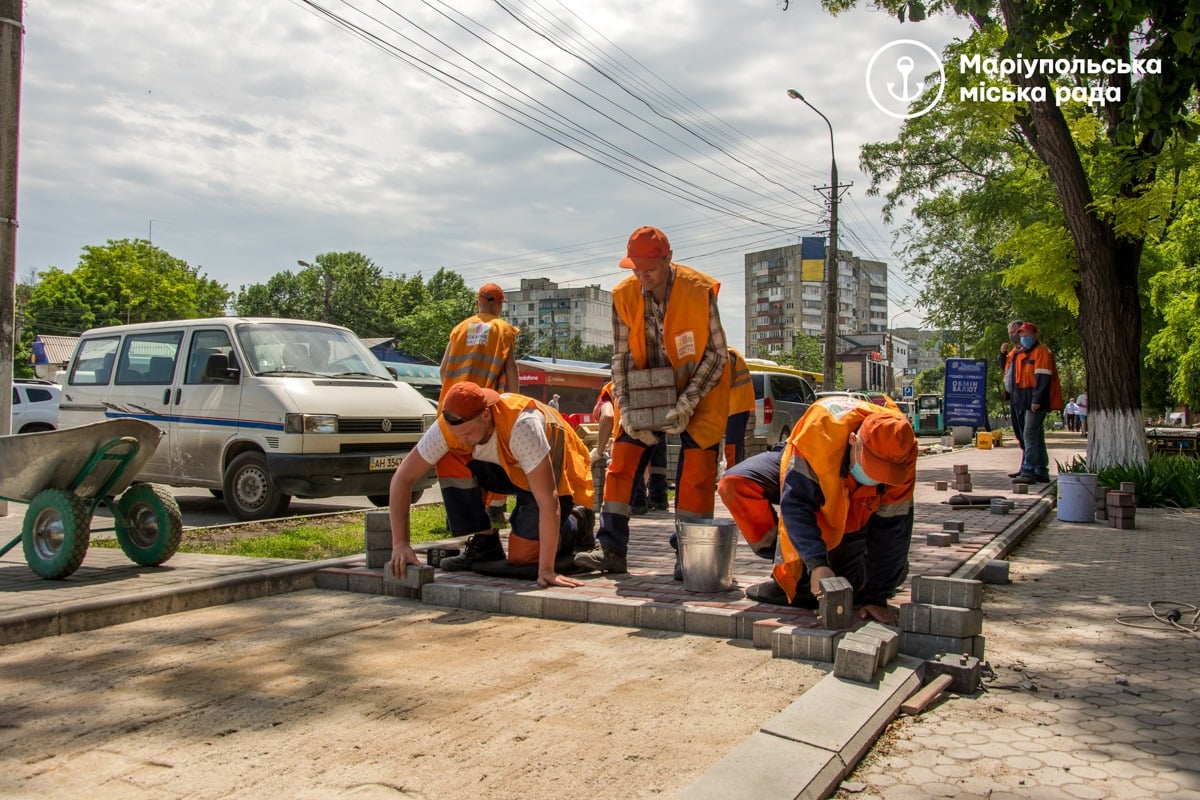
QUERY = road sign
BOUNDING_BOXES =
[902,384,914,398]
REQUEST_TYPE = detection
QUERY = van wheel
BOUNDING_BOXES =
[223,452,291,521]
[208,489,224,500]
[368,494,390,507]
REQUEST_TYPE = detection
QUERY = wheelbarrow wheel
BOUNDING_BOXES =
[115,483,183,566]
[22,489,92,579]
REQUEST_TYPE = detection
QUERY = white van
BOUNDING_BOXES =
[59,317,438,520]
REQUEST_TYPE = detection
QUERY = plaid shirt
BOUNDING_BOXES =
[611,265,728,413]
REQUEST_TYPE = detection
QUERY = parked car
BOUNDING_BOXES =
[750,368,817,443]
[11,378,61,433]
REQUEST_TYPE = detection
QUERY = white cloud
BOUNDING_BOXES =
[17,0,968,341]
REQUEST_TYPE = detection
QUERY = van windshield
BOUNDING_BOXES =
[235,322,392,380]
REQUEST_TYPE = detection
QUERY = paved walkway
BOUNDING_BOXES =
[3,431,1198,799]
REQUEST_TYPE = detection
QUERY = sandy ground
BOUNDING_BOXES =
[0,589,827,800]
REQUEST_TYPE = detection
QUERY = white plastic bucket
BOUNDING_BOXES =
[677,519,738,593]
[1057,473,1098,522]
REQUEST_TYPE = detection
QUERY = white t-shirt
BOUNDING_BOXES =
[1076,394,1089,414]
[416,407,551,474]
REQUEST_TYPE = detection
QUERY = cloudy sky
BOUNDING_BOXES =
[16,0,971,350]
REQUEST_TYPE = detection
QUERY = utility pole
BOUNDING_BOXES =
[0,0,23,516]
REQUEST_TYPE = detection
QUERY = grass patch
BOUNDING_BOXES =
[92,503,456,560]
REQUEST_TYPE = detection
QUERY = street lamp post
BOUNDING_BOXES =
[787,88,839,391]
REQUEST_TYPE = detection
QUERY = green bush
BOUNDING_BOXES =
[1056,454,1200,508]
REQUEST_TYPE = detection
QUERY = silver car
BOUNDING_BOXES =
[751,371,816,443]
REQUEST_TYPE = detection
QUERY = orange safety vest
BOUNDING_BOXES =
[612,264,731,449]
[1014,342,1063,411]
[773,398,915,597]
[438,394,594,507]
[439,313,517,406]
[726,348,756,416]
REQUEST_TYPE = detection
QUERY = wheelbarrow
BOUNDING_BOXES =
[0,418,183,579]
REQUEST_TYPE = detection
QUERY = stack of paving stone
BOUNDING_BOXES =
[952,464,972,492]
[898,575,985,662]
[989,498,1015,516]
[364,510,392,569]
[1106,484,1137,529]
[623,366,676,431]
[832,620,901,684]
[928,519,962,547]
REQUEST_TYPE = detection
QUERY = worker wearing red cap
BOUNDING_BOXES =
[1010,322,1062,484]
[387,382,594,588]
[439,283,520,528]
[575,226,730,575]
[717,397,918,624]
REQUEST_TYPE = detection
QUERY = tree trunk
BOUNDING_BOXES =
[999,0,1148,469]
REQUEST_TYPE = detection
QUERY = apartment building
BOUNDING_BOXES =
[503,278,612,349]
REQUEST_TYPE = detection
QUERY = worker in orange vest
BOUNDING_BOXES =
[724,348,756,468]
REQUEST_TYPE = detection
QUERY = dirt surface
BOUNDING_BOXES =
[0,589,827,800]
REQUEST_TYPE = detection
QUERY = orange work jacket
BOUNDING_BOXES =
[726,348,756,416]
[439,313,517,406]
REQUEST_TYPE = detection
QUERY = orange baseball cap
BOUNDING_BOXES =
[857,412,918,486]
[619,226,671,269]
[478,283,505,302]
[442,381,500,423]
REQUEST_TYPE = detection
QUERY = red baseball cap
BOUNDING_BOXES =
[477,283,505,303]
[857,412,918,486]
[619,226,671,269]
[442,381,500,423]
[1017,322,1039,335]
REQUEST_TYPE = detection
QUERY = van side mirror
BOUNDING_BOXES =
[206,353,239,383]
[386,365,398,380]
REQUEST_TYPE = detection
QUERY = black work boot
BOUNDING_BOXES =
[438,533,505,571]
[570,505,596,553]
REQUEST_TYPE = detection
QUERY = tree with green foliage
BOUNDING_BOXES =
[24,238,229,336]
[815,0,1200,468]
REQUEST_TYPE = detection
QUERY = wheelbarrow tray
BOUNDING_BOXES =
[0,418,164,503]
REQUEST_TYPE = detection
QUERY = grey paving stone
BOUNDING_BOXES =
[911,576,984,609]
[636,601,685,631]
[675,731,846,800]
[499,588,545,618]
[459,584,501,613]
[683,605,739,638]
[834,635,881,684]
[420,581,462,608]
[364,510,390,533]
[540,593,590,622]
[364,525,391,550]
[587,596,644,628]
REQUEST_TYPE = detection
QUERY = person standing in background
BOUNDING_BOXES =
[1012,322,1063,484]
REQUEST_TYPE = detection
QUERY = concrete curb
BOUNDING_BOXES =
[0,554,361,646]
[953,492,1053,582]
[676,655,923,799]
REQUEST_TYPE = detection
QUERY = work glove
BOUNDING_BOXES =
[663,394,698,435]
[623,426,659,447]
[589,447,604,463]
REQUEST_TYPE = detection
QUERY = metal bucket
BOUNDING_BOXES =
[677,519,739,593]
[1057,473,1098,522]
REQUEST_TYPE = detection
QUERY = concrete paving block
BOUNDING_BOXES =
[834,636,880,684]
[933,480,948,491]
[982,559,1011,584]
[818,576,855,629]
[770,624,799,659]
[1108,490,1135,507]
[364,510,391,533]
[762,655,923,763]
[623,406,671,431]
[738,611,780,643]
[899,602,930,634]
[928,605,983,637]
[425,547,460,568]
[315,569,349,591]
[1120,480,1136,494]
[911,576,983,609]
[1110,517,1136,530]
[459,584,501,613]
[675,730,845,800]
[926,532,953,547]
[1012,482,1028,494]
[420,582,462,608]
[900,631,981,661]
[365,548,390,569]
[943,520,965,533]
[382,565,433,599]
[953,464,969,474]
[627,386,676,409]
[588,596,644,628]
[924,653,982,693]
[627,366,676,389]
[541,593,590,623]
[347,570,382,595]
[499,589,545,618]
[683,606,739,639]
[364,525,392,551]
[754,618,785,649]
[637,601,685,631]
[855,622,900,667]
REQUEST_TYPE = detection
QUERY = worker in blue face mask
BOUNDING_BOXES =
[1010,322,1063,484]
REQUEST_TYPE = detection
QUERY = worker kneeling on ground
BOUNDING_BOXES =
[717,397,917,625]
[387,381,595,588]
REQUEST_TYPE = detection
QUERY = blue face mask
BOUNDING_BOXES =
[1019,335,1035,348]
[850,461,880,486]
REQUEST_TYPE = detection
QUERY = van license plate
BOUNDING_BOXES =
[369,455,404,471]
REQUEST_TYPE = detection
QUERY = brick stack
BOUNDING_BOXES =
[928,520,962,546]
[953,464,972,492]
[833,621,901,684]
[623,367,676,431]
[364,510,392,568]
[1106,490,1136,529]
[899,576,986,661]
[1093,482,1108,521]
